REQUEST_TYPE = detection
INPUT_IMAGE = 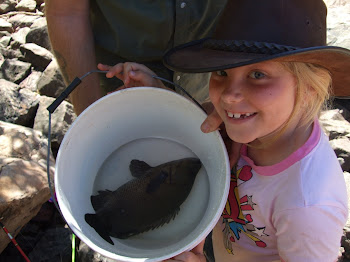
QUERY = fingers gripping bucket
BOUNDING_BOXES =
[55,87,230,261]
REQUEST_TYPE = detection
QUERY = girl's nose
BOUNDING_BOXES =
[221,81,244,103]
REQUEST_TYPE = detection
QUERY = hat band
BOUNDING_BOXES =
[202,39,299,55]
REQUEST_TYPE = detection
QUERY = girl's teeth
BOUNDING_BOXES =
[227,112,254,118]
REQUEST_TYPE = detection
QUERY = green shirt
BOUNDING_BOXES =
[90,0,227,102]
[91,0,226,61]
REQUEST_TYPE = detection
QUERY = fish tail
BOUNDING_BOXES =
[84,213,114,245]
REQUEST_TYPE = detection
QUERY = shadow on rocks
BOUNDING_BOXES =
[0,202,71,262]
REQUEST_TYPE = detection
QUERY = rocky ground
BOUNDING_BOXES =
[0,0,349,262]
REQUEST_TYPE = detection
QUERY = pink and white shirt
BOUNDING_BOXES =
[212,121,348,262]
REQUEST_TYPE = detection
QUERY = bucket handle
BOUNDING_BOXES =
[47,71,205,114]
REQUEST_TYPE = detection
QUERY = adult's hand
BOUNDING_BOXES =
[45,0,102,115]
[200,104,223,134]
[97,62,169,90]
[200,102,241,167]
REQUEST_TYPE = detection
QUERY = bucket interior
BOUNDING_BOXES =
[55,87,229,261]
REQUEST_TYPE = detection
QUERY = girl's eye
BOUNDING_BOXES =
[215,70,228,76]
[249,71,266,79]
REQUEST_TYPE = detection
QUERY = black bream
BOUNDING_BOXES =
[85,157,202,244]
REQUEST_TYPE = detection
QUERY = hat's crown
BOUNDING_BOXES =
[213,0,327,48]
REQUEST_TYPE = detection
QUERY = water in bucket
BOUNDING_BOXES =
[92,137,210,248]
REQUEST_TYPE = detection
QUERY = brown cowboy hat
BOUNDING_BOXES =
[163,0,350,97]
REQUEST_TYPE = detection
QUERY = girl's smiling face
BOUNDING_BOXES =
[209,61,297,145]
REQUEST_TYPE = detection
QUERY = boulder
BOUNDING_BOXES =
[0,31,10,38]
[35,0,45,6]
[19,70,42,92]
[0,0,17,14]
[0,58,31,84]
[330,138,350,172]
[37,59,66,98]
[77,242,116,262]
[10,27,30,49]
[39,2,45,12]
[8,14,41,29]
[0,121,55,253]
[326,0,350,49]
[26,17,50,50]
[0,18,13,33]
[15,0,37,12]
[20,43,53,71]
[0,46,24,60]
[0,35,11,47]
[28,227,71,262]
[0,79,40,127]
[33,96,76,155]
[320,109,350,139]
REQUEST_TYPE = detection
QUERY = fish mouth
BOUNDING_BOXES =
[85,213,114,245]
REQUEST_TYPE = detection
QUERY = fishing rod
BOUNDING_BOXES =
[0,218,31,262]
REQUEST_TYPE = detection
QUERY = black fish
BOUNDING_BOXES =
[85,157,202,244]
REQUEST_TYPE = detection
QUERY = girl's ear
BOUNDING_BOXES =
[298,84,319,127]
[300,85,312,107]
[304,84,318,106]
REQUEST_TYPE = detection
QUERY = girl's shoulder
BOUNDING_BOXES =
[237,120,347,210]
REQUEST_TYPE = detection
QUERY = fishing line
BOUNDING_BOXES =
[46,70,109,261]
[151,75,206,112]
[46,70,110,214]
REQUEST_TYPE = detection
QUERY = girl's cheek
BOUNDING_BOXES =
[209,80,220,103]
[208,89,220,112]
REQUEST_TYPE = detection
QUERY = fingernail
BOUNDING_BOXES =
[201,122,210,133]
[130,71,136,76]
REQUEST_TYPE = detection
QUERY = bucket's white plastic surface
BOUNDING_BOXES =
[55,87,230,262]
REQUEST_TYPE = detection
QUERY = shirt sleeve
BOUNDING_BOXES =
[273,205,347,262]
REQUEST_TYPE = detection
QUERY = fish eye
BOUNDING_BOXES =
[249,71,266,79]
[215,70,228,76]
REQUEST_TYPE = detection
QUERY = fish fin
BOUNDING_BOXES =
[146,171,169,193]
[129,159,152,178]
[91,190,113,210]
[85,213,114,245]
[150,207,180,230]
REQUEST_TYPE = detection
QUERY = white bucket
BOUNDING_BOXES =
[55,87,230,261]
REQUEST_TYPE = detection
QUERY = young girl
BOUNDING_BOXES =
[98,0,349,261]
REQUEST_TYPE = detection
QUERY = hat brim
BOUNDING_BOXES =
[163,39,350,97]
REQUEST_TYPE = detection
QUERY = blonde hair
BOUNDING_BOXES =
[281,61,332,129]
